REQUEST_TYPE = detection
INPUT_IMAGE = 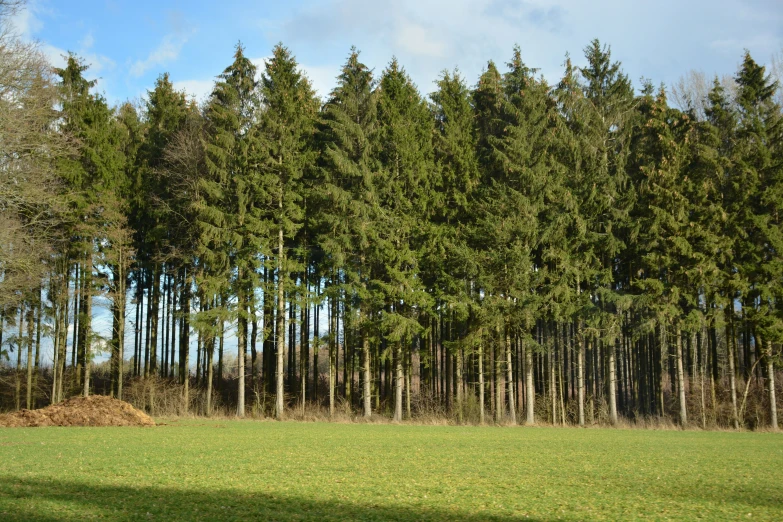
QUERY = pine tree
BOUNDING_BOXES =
[161,101,207,410]
[630,86,696,426]
[316,48,378,417]
[201,43,262,417]
[428,68,480,422]
[373,58,434,422]
[577,40,636,425]
[471,60,503,424]
[734,52,782,429]
[258,43,319,419]
[703,78,741,427]
[55,54,127,396]
[551,54,597,426]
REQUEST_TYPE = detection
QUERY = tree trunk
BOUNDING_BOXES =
[111,272,122,398]
[456,344,464,424]
[150,265,160,375]
[550,344,557,425]
[133,279,140,377]
[312,292,319,403]
[179,270,190,413]
[275,221,286,420]
[218,313,224,393]
[478,339,485,424]
[51,302,59,404]
[206,332,214,417]
[328,289,337,417]
[675,326,687,426]
[525,338,535,425]
[25,306,34,409]
[362,326,371,418]
[405,346,411,419]
[117,264,125,401]
[608,335,618,425]
[72,263,81,382]
[496,334,504,423]
[32,293,42,408]
[698,329,706,429]
[237,281,247,418]
[144,270,151,379]
[82,252,93,397]
[394,343,403,422]
[658,326,666,417]
[15,306,24,411]
[506,325,516,425]
[578,327,585,426]
[727,305,739,429]
[170,277,177,378]
[162,272,170,378]
[251,302,258,393]
[767,339,778,430]
[57,280,68,403]
[300,289,307,412]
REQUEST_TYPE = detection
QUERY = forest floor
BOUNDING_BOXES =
[0,420,780,521]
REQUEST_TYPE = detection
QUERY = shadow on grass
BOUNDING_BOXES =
[0,476,540,522]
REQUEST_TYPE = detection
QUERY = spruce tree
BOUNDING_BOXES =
[201,43,261,417]
[428,68,480,422]
[138,73,188,379]
[734,52,781,429]
[55,54,127,396]
[373,58,434,422]
[630,86,696,426]
[258,43,319,419]
[577,40,636,424]
[316,48,378,417]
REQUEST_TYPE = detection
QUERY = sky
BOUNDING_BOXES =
[10,0,783,107]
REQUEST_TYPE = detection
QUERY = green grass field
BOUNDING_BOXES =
[1,420,781,521]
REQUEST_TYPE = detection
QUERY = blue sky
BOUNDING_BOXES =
[12,0,783,107]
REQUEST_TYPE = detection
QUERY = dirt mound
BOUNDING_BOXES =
[0,395,155,427]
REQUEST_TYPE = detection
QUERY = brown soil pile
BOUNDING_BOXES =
[0,395,155,427]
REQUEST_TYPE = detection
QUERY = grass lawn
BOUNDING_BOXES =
[0,420,781,521]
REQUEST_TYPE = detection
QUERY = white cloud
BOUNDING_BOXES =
[7,1,44,38]
[269,0,783,98]
[7,3,114,77]
[395,22,446,58]
[39,42,115,78]
[301,64,338,100]
[41,43,67,69]
[252,56,336,101]
[130,33,189,78]
[250,56,271,74]
[173,78,215,103]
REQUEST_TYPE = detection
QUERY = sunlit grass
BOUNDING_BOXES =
[1,420,781,521]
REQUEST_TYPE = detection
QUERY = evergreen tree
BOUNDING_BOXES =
[427,68,480,422]
[258,43,319,419]
[734,52,781,429]
[201,43,261,417]
[577,40,636,424]
[630,87,696,426]
[316,48,378,417]
[373,58,434,421]
[55,54,127,396]
[471,60,504,424]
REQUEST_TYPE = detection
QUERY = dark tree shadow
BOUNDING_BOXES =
[0,476,543,521]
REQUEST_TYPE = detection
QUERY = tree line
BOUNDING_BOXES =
[1,2,781,428]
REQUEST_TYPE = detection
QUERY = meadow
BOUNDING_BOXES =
[1,420,781,521]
